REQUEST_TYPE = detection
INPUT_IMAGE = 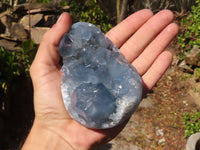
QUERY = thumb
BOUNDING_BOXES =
[31,12,72,70]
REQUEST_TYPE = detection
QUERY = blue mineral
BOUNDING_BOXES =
[59,22,143,129]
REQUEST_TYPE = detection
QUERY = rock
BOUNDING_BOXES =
[178,60,193,73]
[0,39,21,51]
[27,5,69,14]
[20,13,43,28]
[156,129,164,136]
[59,22,143,129]
[158,138,166,144]
[1,11,28,40]
[10,23,27,41]
[0,11,12,36]
[31,27,50,44]
[14,2,59,11]
[185,45,200,66]
[62,5,70,10]
[0,11,12,27]
[186,132,200,150]
[44,15,57,27]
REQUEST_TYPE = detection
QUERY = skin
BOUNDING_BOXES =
[22,9,178,150]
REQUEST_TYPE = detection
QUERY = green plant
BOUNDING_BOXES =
[182,112,200,138]
[0,40,38,95]
[0,47,20,93]
[194,67,200,79]
[179,73,193,81]
[69,0,112,32]
[59,1,68,6]
[178,0,200,59]
[19,40,38,73]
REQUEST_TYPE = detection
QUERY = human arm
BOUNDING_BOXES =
[22,9,178,150]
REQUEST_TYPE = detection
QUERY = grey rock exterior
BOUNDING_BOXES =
[59,22,143,129]
[20,13,43,28]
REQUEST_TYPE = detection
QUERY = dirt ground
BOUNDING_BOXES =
[98,56,200,150]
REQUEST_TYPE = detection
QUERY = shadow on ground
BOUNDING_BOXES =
[96,143,112,150]
[0,76,34,150]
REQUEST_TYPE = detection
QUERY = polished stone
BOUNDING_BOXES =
[59,22,143,129]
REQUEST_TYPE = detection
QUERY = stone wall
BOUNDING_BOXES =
[0,2,69,51]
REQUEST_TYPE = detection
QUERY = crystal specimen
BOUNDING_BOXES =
[59,22,143,129]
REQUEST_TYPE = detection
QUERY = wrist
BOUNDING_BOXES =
[22,120,74,150]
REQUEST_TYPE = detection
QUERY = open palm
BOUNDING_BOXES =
[23,9,178,150]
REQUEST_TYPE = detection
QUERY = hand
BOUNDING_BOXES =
[22,9,178,150]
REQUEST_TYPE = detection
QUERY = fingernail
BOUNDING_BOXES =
[57,13,64,24]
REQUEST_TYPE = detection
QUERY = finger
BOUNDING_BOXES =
[142,51,172,90]
[106,9,153,48]
[132,23,178,75]
[33,12,72,67]
[120,10,174,62]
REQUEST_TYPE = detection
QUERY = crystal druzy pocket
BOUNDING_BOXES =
[59,22,143,129]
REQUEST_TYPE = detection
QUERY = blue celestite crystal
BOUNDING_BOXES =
[59,22,143,129]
